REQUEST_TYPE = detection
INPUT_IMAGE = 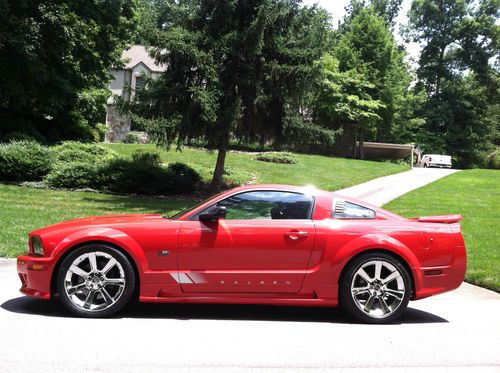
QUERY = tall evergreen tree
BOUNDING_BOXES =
[129,0,334,190]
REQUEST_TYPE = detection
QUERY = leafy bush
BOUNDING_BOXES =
[52,141,116,164]
[132,149,162,165]
[166,162,202,193]
[486,148,499,169]
[104,150,201,195]
[44,162,104,190]
[0,141,53,181]
[125,132,140,144]
[255,152,298,164]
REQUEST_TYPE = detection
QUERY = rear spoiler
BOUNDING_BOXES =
[416,215,463,224]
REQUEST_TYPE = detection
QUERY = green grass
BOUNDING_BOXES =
[1,145,408,258]
[104,144,409,190]
[385,169,500,292]
[0,184,195,257]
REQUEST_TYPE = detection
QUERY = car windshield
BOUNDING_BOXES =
[165,191,225,220]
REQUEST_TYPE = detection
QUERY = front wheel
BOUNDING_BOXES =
[57,244,135,318]
[339,253,411,324]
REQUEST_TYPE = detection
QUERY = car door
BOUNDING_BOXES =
[177,190,316,293]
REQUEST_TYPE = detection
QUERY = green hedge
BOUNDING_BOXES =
[0,140,201,196]
[51,141,117,164]
[255,152,298,164]
[0,141,53,181]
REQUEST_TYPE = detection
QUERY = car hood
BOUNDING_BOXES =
[30,214,165,236]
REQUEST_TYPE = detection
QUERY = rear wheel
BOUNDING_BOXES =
[340,253,411,324]
[57,244,135,318]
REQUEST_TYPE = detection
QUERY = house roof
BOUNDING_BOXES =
[121,45,166,72]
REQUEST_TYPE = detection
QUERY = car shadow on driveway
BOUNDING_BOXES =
[1,296,448,324]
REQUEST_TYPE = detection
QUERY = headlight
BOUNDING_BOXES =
[30,236,44,256]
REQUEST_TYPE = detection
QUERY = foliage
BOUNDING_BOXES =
[405,0,499,167]
[0,141,53,181]
[105,150,200,195]
[44,162,104,190]
[166,162,202,194]
[125,132,141,144]
[486,148,500,169]
[126,0,335,190]
[0,0,137,141]
[386,169,500,291]
[52,141,117,164]
[104,143,409,191]
[319,5,420,158]
[255,152,298,164]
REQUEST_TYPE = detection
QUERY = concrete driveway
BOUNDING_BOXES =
[0,259,499,372]
[1,167,499,372]
[336,167,459,206]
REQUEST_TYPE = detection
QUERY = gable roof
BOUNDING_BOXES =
[121,45,166,72]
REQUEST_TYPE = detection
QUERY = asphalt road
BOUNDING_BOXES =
[1,167,499,372]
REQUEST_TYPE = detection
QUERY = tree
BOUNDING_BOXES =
[129,0,335,190]
[0,0,137,141]
[405,0,499,166]
[327,5,416,157]
[312,54,384,158]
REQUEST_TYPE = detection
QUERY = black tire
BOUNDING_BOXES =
[57,244,135,318]
[339,252,411,324]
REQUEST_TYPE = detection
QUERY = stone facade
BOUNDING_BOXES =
[105,106,131,142]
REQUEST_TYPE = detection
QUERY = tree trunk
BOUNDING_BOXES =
[352,124,358,158]
[359,128,365,160]
[210,147,228,192]
[435,46,446,97]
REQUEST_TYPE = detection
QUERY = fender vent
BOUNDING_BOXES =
[333,201,345,216]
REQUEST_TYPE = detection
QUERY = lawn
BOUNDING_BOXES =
[385,169,500,292]
[104,144,409,190]
[1,146,409,258]
[0,184,195,257]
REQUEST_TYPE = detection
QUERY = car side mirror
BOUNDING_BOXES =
[199,205,226,222]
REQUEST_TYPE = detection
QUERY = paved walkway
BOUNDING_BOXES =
[336,167,459,206]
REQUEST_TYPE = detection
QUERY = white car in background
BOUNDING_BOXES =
[420,154,452,168]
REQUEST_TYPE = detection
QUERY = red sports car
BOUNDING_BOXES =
[17,184,466,323]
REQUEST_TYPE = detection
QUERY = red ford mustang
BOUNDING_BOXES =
[17,184,466,323]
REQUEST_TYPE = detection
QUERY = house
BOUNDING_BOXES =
[105,45,166,142]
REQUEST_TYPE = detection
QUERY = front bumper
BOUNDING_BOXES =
[429,163,452,168]
[17,255,55,299]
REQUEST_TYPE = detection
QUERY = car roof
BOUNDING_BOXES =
[225,184,329,196]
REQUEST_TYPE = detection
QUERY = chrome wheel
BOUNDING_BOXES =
[64,251,126,312]
[350,259,405,319]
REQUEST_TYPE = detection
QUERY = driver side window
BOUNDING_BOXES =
[206,191,313,220]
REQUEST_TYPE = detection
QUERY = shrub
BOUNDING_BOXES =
[166,162,202,194]
[103,150,201,195]
[52,141,116,164]
[0,141,53,181]
[44,162,103,190]
[486,148,500,170]
[132,149,162,166]
[125,132,140,144]
[255,152,298,164]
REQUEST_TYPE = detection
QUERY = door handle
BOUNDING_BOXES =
[285,230,309,240]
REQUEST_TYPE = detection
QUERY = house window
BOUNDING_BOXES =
[135,76,146,91]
